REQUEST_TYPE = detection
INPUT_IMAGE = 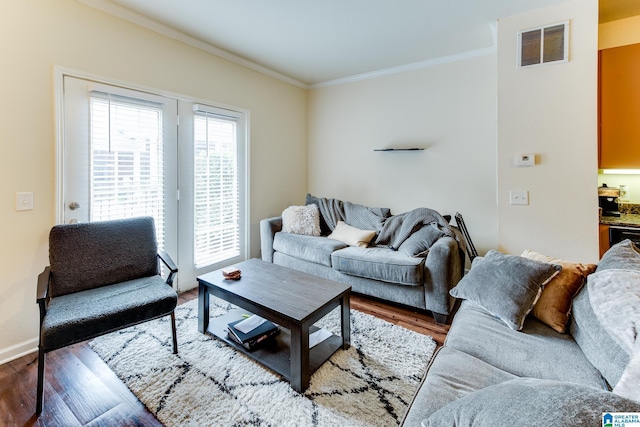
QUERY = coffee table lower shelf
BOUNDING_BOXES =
[205,309,344,383]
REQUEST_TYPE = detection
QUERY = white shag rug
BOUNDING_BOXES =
[89,297,436,427]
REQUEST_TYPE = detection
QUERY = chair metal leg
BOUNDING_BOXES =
[432,312,448,325]
[36,347,45,414]
[170,311,178,354]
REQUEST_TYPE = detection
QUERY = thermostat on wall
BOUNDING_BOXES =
[516,154,535,166]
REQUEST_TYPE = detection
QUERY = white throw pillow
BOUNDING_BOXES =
[327,221,376,247]
[281,205,321,236]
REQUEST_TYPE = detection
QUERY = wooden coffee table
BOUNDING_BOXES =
[197,259,351,393]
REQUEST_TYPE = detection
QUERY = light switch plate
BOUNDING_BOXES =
[509,190,529,205]
[16,192,34,211]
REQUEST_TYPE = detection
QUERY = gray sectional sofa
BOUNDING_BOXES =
[401,240,640,426]
[260,196,465,323]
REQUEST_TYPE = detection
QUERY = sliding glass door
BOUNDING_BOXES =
[59,74,247,291]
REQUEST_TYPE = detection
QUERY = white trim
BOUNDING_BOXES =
[88,82,169,105]
[0,338,38,366]
[311,46,497,89]
[78,0,308,89]
[54,67,65,225]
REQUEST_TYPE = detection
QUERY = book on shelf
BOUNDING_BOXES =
[227,318,280,351]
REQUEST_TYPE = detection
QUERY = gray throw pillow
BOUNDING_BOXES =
[423,378,640,427]
[449,250,560,330]
[398,224,445,257]
[596,239,640,272]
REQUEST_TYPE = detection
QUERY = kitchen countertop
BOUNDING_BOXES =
[600,214,640,228]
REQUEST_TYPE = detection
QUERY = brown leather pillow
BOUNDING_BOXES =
[521,249,597,333]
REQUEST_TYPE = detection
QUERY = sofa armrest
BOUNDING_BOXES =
[260,216,283,263]
[424,236,465,318]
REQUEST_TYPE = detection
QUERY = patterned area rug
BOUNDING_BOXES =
[89,297,436,426]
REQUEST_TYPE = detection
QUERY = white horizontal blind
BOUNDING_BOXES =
[89,95,166,247]
[193,110,240,267]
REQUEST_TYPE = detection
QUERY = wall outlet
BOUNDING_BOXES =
[509,190,529,205]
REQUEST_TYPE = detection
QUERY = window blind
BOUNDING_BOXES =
[89,95,166,247]
[193,109,240,268]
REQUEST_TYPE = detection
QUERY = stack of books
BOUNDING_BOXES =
[227,315,280,351]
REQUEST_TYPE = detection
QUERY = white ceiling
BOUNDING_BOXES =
[86,0,609,87]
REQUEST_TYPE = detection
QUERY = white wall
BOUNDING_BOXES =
[308,0,598,265]
[308,54,499,255]
[496,0,599,262]
[0,0,307,363]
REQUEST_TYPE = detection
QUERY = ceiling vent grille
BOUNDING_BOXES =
[517,21,569,68]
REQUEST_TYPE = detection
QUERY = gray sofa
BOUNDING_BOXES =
[260,198,465,323]
[402,240,640,426]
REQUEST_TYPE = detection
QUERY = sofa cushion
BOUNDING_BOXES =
[572,267,640,389]
[571,286,629,389]
[398,224,445,257]
[41,275,177,351]
[449,250,561,330]
[281,204,321,236]
[273,233,347,267]
[401,346,517,426]
[445,300,606,388]
[423,378,640,427]
[331,247,424,286]
[521,249,596,333]
[570,240,640,389]
[327,220,376,247]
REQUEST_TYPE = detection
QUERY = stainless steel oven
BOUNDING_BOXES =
[609,226,640,247]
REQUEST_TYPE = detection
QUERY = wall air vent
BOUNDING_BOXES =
[517,21,569,68]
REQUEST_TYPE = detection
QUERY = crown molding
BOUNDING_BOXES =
[78,0,309,89]
[310,45,496,89]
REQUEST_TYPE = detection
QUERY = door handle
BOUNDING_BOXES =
[69,202,80,210]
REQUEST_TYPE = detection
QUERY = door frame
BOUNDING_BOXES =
[53,67,251,291]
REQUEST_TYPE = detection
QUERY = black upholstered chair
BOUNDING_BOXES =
[35,216,178,414]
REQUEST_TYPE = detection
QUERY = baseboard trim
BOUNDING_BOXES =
[0,338,38,366]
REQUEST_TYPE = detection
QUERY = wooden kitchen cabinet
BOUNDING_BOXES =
[599,43,640,169]
[599,223,609,259]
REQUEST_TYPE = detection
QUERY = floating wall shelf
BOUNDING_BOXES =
[373,148,425,152]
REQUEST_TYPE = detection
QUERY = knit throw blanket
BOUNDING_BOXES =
[315,197,459,250]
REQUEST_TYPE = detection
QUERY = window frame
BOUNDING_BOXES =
[192,103,249,269]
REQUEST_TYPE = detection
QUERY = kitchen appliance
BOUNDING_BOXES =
[610,226,640,246]
[598,184,621,217]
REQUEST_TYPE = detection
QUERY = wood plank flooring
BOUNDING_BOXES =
[1,288,448,426]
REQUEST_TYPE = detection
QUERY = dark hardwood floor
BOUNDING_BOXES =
[1,288,448,426]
